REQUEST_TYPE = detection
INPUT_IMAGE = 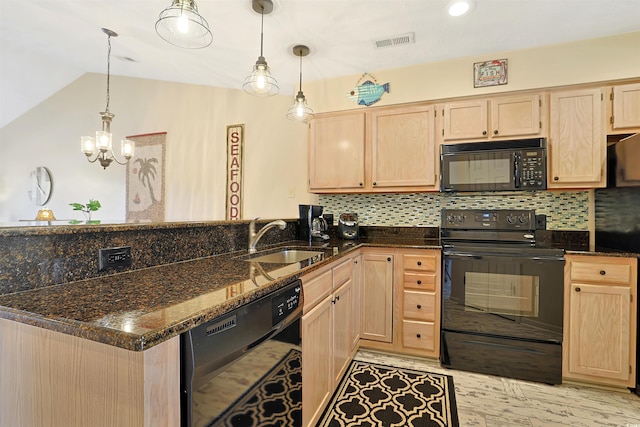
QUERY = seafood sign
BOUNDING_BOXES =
[347,73,390,106]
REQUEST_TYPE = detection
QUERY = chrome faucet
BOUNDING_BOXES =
[248,218,286,254]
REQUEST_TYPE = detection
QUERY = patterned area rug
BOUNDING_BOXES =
[207,349,302,427]
[318,360,459,427]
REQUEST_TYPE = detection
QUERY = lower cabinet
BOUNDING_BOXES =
[563,254,637,388]
[360,249,394,342]
[359,248,442,358]
[301,257,356,427]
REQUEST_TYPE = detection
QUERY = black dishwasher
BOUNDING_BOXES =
[181,279,303,427]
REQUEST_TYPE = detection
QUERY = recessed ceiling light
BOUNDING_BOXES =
[448,0,474,16]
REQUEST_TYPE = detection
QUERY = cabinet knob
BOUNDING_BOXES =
[554,176,559,181]
[359,182,363,186]
[336,295,340,301]
[417,280,422,285]
[416,334,421,339]
[373,182,377,186]
[575,287,581,292]
[387,257,391,262]
[482,130,487,135]
[354,260,358,264]
[493,130,499,135]
[417,261,422,266]
[599,270,606,275]
[417,304,422,309]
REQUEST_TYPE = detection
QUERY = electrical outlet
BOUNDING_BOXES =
[99,246,132,271]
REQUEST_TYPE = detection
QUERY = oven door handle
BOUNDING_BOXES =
[444,251,565,262]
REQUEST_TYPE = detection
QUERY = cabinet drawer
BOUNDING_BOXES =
[403,290,436,321]
[303,269,332,312]
[403,272,436,291]
[333,258,353,289]
[570,261,632,285]
[402,320,436,351]
[403,254,437,272]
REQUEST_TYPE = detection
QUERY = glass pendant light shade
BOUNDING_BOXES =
[243,57,279,96]
[243,0,278,96]
[286,45,314,123]
[156,0,213,49]
[81,136,96,156]
[95,131,112,152]
[286,91,314,122]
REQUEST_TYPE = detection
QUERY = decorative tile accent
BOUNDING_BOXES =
[319,191,589,230]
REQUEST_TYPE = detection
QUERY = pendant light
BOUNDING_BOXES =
[242,0,279,96]
[80,28,135,170]
[286,45,315,123]
[156,0,213,49]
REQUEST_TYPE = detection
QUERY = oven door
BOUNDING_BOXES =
[442,247,564,343]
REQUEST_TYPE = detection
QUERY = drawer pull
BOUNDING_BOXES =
[416,334,421,339]
[417,261,422,266]
[387,257,391,262]
[417,280,422,285]
[599,270,606,275]
[575,287,581,292]
[417,304,422,309]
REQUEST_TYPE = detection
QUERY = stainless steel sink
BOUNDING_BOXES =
[244,249,324,264]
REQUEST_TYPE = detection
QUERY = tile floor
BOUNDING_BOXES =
[354,349,640,427]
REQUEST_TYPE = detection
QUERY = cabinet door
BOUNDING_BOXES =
[442,100,489,141]
[612,83,640,130]
[549,88,605,188]
[490,94,541,138]
[333,279,353,386]
[567,283,631,382]
[302,296,333,427]
[351,255,363,350]
[361,252,394,342]
[370,105,437,189]
[308,113,365,191]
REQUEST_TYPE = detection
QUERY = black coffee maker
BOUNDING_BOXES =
[298,204,326,241]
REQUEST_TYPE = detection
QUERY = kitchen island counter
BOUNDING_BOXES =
[0,237,440,352]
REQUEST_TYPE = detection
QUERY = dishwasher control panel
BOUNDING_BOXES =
[271,282,301,325]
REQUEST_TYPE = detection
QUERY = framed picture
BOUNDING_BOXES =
[474,59,508,88]
[126,132,166,222]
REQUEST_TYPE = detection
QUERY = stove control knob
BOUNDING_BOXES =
[506,215,515,224]
[456,215,465,223]
[518,215,527,224]
[446,215,456,224]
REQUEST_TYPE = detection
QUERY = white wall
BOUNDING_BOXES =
[305,32,640,113]
[0,74,315,222]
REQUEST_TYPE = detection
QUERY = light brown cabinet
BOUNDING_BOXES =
[399,251,441,358]
[442,94,543,142]
[308,104,438,193]
[301,257,357,427]
[360,249,394,343]
[548,88,606,189]
[308,112,365,191]
[609,82,640,133]
[563,255,637,388]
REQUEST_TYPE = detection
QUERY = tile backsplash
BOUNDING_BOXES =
[320,191,589,230]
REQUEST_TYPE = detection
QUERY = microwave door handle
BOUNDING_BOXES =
[514,152,521,189]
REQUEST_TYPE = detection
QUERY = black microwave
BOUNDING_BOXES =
[440,138,547,192]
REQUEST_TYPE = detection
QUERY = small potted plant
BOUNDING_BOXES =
[69,199,101,223]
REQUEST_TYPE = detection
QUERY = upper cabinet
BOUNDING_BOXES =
[609,83,640,133]
[308,104,438,194]
[308,112,366,192]
[548,88,606,189]
[442,94,543,142]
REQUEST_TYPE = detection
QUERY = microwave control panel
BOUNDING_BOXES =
[519,149,546,189]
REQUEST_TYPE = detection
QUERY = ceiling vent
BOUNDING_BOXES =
[374,32,415,49]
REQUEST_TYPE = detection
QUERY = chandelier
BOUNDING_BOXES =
[80,28,134,169]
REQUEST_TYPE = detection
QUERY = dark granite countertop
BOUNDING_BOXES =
[0,237,440,351]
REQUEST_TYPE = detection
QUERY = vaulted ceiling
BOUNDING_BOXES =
[1,0,639,127]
